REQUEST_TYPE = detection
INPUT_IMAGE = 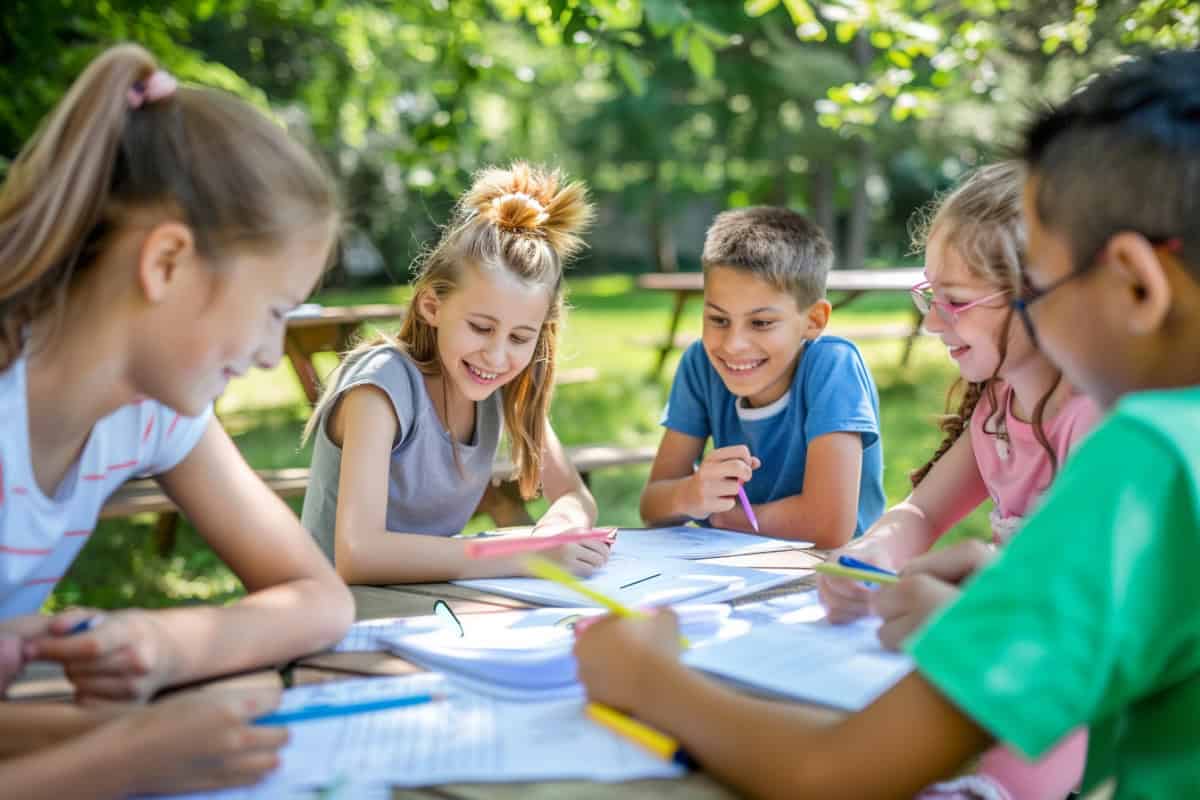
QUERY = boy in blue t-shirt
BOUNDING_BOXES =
[641,207,884,547]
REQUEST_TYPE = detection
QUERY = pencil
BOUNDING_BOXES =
[736,484,760,533]
[465,528,617,559]
[586,702,697,769]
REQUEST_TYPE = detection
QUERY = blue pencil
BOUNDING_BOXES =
[837,555,897,578]
[254,693,441,726]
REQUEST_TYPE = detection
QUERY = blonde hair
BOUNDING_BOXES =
[305,162,593,499]
[909,161,1062,487]
[0,44,339,370]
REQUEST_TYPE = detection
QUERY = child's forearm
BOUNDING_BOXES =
[639,477,696,526]
[0,720,137,800]
[0,703,114,757]
[144,575,352,686]
[850,503,939,564]
[753,494,857,548]
[336,529,528,584]
[536,490,597,532]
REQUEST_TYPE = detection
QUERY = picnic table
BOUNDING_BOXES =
[11,546,832,799]
[637,267,926,379]
[284,303,408,405]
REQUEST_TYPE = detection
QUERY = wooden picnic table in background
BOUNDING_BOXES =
[637,267,927,379]
[284,304,409,405]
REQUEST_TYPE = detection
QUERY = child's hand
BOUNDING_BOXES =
[30,609,181,702]
[540,539,611,577]
[869,541,994,651]
[115,687,288,795]
[683,445,761,520]
[817,545,897,624]
[0,614,54,692]
[574,610,682,710]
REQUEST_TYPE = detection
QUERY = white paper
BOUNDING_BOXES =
[683,609,914,711]
[614,525,811,560]
[169,674,682,792]
[455,553,796,608]
[331,615,453,653]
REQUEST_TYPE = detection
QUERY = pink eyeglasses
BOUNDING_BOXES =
[910,280,1011,325]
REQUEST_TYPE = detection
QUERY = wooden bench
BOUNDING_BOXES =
[100,443,658,552]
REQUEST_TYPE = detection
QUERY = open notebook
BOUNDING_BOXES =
[454,553,798,608]
[612,525,811,560]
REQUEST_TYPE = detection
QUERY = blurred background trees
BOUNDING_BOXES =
[4,0,1196,281]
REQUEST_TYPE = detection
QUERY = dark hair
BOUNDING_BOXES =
[1024,50,1200,281]
[0,43,340,370]
[701,206,833,308]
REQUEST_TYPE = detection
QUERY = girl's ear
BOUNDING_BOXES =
[1106,231,1171,336]
[415,288,441,328]
[137,221,196,303]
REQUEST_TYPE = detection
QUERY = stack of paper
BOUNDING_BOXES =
[379,605,734,698]
[613,525,810,560]
[455,553,798,607]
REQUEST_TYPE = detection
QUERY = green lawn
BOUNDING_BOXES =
[49,275,989,611]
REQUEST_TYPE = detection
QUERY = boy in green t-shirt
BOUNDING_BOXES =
[572,50,1200,799]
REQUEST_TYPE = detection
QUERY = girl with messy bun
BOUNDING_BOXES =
[302,162,605,585]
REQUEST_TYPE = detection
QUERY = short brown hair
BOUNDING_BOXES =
[701,206,833,307]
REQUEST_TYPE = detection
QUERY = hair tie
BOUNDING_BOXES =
[128,70,178,109]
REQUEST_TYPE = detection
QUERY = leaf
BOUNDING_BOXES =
[781,0,817,26]
[687,33,715,80]
[613,48,647,96]
[744,0,780,18]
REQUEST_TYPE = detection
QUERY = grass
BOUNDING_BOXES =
[48,275,989,611]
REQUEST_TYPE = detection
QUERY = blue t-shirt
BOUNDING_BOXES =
[662,336,885,536]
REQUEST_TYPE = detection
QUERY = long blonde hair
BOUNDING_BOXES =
[0,44,339,370]
[909,161,1062,487]
[305,162,593,499]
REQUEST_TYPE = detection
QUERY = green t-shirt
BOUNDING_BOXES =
[907,387,1200,799]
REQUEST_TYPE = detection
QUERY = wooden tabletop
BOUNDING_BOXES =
[285,303,407,329]
[637,267,924,294]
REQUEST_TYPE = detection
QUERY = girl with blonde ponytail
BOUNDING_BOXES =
[818,161,1098,800]
[301,162,604,585]
[0,44,352,794]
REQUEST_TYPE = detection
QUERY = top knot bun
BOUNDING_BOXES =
[464,162,593,261]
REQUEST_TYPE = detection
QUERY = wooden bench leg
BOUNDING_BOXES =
[476,481,534,527]
[152,512,181,557]
[649,291,689,381]
[901,305,923,367]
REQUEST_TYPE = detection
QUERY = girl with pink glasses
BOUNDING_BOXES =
[818,161,1099,800]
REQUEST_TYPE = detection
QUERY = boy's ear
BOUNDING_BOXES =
[1106,232,1171,336]
[416,288,441,327]
[804,298,832,338]
[137,222,196,303]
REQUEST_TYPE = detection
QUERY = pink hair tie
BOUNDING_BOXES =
[127,70,178,109]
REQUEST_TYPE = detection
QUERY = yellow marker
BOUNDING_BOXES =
[812,562,900,585]
[523,556,691,648]
[586,703,697,769]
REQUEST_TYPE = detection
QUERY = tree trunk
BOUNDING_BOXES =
[811,161,836,253]
[648,159,678,272]
[845,141,874,270]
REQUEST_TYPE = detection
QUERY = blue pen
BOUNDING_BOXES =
[254,692,441,726]
[837,555,897,578]
[65,616,102,635]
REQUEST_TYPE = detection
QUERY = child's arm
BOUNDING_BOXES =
[332,386,605,584]
[640,431,761,526]
[0,689,286,799]
[32,420,355,700]
[530,421,598,534]
[819,430,990,622]
[0,704,115,757]
[574,612,992,800]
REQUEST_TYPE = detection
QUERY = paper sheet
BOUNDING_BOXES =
[331,615,453,653]
[683,607,914,711]
[162,674,683,795]
[614,525,811,560]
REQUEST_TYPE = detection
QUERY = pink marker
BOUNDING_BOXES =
[465,528,618,559]
[737,485,760,533]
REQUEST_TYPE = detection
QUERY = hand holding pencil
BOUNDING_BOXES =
[686,445,760,525]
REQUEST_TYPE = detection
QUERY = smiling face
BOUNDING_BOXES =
[134,223,333,416]
[701,265,824,408]
[419,262,553,404]
[921,228,1039,385]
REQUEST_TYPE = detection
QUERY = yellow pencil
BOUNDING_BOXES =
[586,703,697,769]
[812,562,900,585]
[523,556,691,648]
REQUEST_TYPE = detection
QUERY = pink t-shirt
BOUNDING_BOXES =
[969,383,1102,545]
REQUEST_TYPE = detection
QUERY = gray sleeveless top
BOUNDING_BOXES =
[301,346,504,564]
